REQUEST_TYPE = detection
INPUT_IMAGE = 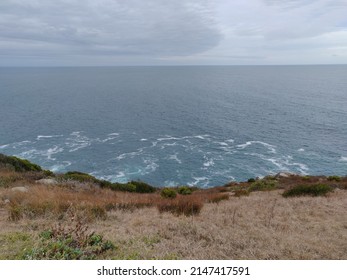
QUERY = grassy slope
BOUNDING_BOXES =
[0,154,346,259]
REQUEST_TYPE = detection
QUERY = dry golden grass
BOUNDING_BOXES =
[1,182,346,259]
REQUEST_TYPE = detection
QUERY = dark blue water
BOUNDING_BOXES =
[1,66,346,187]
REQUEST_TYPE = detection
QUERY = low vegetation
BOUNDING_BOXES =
[0,153,346,259]
[282,184,333,197]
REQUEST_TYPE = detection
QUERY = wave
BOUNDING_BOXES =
[37,135,63,140]
[339,156,347,162]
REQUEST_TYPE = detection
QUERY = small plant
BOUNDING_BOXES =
[160,188,177,199]
[282,184,333,197]
[248,180,277,192]
[177,186,193,195]
[234,189,250,197]
[327,175,341,182]
[247,178,256,183]
[157,196,203,216]
[130,181,156,193]
[24,220,115,260]
[110,182,136,192]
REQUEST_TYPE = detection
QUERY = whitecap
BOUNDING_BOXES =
[298,148,305,152]
[226,139,235,143]
[50,161,71,172]
[168,154,182,164]
[0,144,9,149]
[37,135,63,140]
[140,138,148,141]
[164,180,178,187]
[203,158,215,167]
[188,177,209,187]
[144,159,159,173]
[339,156,347,162]
[108,133,119,136]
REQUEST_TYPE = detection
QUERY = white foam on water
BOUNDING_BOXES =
[188,177,210,187]
[226,139,235,143]
[339,156,347,162]
[168,154,182,164]
[140,138,148,141]
[203,158,215,167]
[0,144,9,149]
[144,159,159,173]
[37,135,63,140]
[236,141,276,153]
[298,148,305,152]
[116,148,144,160]
[214,141,229,146]
[164,180,178,187]
[50,161,71,172]
[45,146,64,160]
[108,133,119,136]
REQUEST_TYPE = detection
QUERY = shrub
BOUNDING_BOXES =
[177,186,193,195]
[207,193,229,203]
[130,181,156,193]
[24,220,115,260]
[160,188,177,199]
[247,178,256,183]
[234,189,250,197]
[327,175,341,182]
[110,183,136,192]
[64,171,99,184]
[282,184,333,198]
[249,180,277,192]
[157,196,203,216]
[0,153,42,172]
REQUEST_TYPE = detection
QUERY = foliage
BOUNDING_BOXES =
[327,175,341,182]
[0,153,42,172]
[177,186,193,195]
[110,183,136,192]
[160,188,177,199]
[207,193,229,203]
[234,189,250,197]
[248,180,277,192]
[130,181,156,193]
[282,184,333,198]
[64,171,99,184]
[247,178,256,183]
[24,220,115,260]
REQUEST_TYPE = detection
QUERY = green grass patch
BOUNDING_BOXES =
[282,184,333,198]
[248,180,277,192]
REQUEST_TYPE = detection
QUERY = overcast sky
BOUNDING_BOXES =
[1,0,347,66]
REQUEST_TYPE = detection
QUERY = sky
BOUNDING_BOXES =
[1,0,347,66]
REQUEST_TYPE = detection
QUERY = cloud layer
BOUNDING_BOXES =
[0,0,346,65]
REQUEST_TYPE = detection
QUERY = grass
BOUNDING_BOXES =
[248,180,277,192]
[282,184,333,197]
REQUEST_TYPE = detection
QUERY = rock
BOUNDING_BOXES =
[35,178,57,185]
[11,186,29,193]
[4,199,10,204]
[274,172,295,178]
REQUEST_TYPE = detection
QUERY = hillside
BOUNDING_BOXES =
[0,153,346,259]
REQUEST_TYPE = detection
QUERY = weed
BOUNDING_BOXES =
[177,186,193,195]
[234,189,250,197]
[24,220,115,260]
[157,196,203,216]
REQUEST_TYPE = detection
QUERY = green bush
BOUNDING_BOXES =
[327,175,341,182]
[24,221,115,260]
[0,153,42,172]
[177,186,193,195]
[64,171,99,184]
[282,184,333,198]
[110,183,136,192]
[130,181,156,193]
[248,180,277,192]
[247,178,256,183]
[160,188,177,199]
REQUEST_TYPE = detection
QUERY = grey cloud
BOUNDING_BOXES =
[0,0,222,59]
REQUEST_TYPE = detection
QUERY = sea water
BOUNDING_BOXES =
[0,65,346,187]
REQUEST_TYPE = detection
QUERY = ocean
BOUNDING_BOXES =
[0,65,346,187]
